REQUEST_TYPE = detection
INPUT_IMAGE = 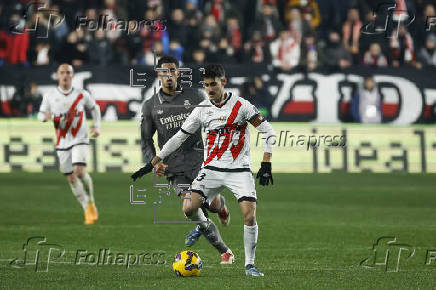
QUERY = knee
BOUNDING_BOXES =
[74,166,86,179]
[243,211,256,226]
[67,173,77,185]
[182,200,194,217]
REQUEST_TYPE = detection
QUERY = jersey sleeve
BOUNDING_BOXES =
[39,94,50,113]
[140,100,157,162]
[180,106,202,135]
[242,98,260,122]
[83,90,97,110]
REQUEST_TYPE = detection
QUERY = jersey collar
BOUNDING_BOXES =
[210,92,232,108]
[157,87,183,104]
[57,86,73,96]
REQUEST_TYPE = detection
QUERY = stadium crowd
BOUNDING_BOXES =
[1,0,436,70]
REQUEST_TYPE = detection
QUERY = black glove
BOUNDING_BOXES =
[131,162,153,181]
[256,162,273,186]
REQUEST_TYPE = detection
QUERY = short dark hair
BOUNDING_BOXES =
[157,55,179,68]
[203,64,225,79]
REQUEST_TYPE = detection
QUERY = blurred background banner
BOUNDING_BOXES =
[1,120,435,173]
[1,65,436,123]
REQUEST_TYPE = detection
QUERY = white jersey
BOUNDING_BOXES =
[39,87,97,150]
[180,93,259,170]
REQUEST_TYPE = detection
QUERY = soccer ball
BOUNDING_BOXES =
[172,250,202,277]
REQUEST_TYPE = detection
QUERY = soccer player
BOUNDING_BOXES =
[135,64,275,276]
[132,55,232,261]
[37,63,101,225]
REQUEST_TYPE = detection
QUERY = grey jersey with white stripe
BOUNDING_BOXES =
[141,88,205,179]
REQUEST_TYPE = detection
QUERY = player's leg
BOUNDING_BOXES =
[72,145,97,224]
[209,194,230,226]
[168,174,203,246]
[58,149,90,219]
[239,200,263,276]
[227,171,264,276]
[187,169,233,263]
[182,191,233,262]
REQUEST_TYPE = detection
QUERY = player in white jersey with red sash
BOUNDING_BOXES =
[38,64,101,225]
[135,64,275,276]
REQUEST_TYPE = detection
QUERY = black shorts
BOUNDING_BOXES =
[167,174,193,196]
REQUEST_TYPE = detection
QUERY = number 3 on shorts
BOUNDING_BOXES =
[196,172,206,181]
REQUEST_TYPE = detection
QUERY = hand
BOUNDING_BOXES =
[44,111,52,121]
[256,162,273,186]
[131,162,154,181]
[90,126,100,138]
[154,162,168,177]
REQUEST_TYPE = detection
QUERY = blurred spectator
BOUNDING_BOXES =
[287,8,312,43]
[244,31,272,64]
[137,41,163,65]
[205,0,232,23]
[253,3,283,42]
[285,0,321,29]
[212,37,236,64]
[167,39,184,62]
[140,8,169,53]
[300,34,319,71]
[225,15,242,55]
[191,48,206,64]
[184,15,201,55]
[270,29,300,71]
[54,31,88,66]
[417,34,436,67]
[363,43,388,67]
[342,8,361,64]
[89,29,114,66]
[26,82,42,117]
[390,25,416,67]
[167,9,187,47]
[200,15,221,43]
[253,76,274,120]
[34,43,51,65]
[352,76,381,123]
[320,30,352,70]
[410,3,435,50]
[0,12,29,66]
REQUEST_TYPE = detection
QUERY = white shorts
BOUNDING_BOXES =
[56,144,89,174]
[190,167,257,204]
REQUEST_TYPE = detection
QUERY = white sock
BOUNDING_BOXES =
[190,208,207,222]
[244,224,258,266]
[80,173,95,203]
[69,179,89,210]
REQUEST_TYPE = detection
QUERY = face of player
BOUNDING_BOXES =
[203,77,227,104]
[158,63,179,94]
[56,64,74,90]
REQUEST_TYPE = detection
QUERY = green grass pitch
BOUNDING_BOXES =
[1,172,436,289]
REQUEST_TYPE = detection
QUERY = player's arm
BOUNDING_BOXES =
[131,107,202,181]
[140,101,157,162]
[249,111,275,186]
[37,95,52,122]
[83,91,101,137]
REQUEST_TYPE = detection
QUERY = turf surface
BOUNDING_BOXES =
[1,172,436,289]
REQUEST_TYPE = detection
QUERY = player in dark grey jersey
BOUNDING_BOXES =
[136,55,231,251]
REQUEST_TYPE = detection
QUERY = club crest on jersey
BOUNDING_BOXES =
[219,115,226,122]
[157,109,164,114]
[184,99,191,109]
